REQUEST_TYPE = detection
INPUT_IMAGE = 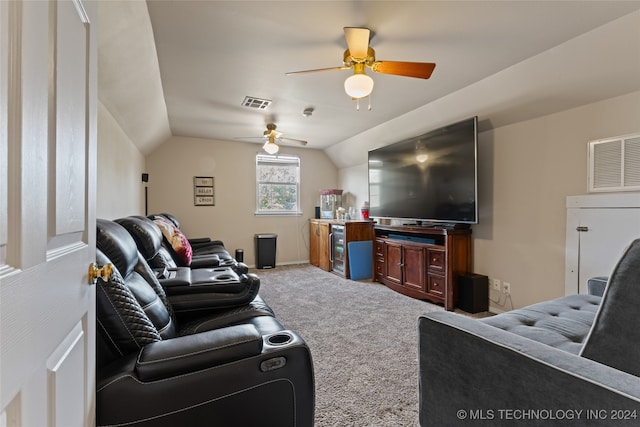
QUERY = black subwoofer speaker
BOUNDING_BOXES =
[458,274,488,313]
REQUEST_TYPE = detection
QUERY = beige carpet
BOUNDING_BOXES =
[252,263,490,427]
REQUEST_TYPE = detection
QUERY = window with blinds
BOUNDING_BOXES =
[256,154,301,215]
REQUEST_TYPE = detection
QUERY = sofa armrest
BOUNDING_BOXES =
[159,267,245,293]
[165,273,261,313]
[135,324,262,382]
[188,237,212,245]
[419,311,640,426]
[189,253,221,268]
[157,267,192,287]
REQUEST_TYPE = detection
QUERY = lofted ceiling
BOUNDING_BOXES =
[98,1,640,157]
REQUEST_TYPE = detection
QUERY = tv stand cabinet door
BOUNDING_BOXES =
[385,241,403,286]
[403,245,426,291]
[374,239,386,281]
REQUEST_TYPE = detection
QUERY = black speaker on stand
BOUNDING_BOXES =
[144,187,148,216]
[142,173,149,216]
[458,274,488,313]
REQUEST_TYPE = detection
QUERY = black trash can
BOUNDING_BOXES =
[235,249,244,263]
[255,233,277,269]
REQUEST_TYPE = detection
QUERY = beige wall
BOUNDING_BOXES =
[339,163,369,213]
[97,102,147,219]
[475,92,640,311]
[146,136,339,266]
[337,91,640,311]
[97,92,639,310]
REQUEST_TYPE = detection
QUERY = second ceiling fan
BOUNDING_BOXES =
[238,123,308,154]
[286,27,436,100]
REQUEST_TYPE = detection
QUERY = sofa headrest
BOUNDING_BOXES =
[96,219,139,278]
[161,213,180,228]
[94,246,164,365]
[148,213,180,229]
[116,216,163,260]
[580,238,640,377]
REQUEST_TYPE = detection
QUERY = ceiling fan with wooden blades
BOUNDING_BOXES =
[236,123,308,154]
[286,27,436,100]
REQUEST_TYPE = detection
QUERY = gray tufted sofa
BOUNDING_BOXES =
[418,238,640,426]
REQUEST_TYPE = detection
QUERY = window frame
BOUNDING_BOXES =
[255,153,302,216]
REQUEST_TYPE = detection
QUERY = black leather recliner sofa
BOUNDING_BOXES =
[115,215,254,314]
[147,213,236,268]
[95,218,315,426]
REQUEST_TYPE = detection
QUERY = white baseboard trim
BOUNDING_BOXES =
[489,306,508,315]
[248,260,310,269]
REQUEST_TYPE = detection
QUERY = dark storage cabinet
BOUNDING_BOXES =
[373,225,471,311]
[255,233,277,269]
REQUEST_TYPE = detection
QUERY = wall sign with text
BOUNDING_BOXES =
[194,176,215,206]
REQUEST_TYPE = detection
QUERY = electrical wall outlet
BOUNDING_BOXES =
[491,278,501,291]
[502,282,511,295]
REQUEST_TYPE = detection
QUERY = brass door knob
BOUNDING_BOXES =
[88,263,113,284]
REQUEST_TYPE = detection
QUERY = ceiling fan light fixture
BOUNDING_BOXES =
[344,73,374,99]
[263,140,279,155]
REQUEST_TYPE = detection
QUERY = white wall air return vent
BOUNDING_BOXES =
[588,133,640,192]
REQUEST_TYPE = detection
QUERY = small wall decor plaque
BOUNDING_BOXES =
[194,176,215,206]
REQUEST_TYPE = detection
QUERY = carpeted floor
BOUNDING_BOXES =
[252,263,490,427]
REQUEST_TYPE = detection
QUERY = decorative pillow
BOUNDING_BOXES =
[152,216,193,265]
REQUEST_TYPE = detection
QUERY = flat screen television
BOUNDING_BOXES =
[368,116,478,226]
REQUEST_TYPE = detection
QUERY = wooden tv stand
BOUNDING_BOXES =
[373,225,472,311]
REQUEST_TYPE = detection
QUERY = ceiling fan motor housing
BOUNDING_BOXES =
[343,47,376,66]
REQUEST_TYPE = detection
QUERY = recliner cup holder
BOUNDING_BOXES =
[204,267,240,283]
[267,332,293,346]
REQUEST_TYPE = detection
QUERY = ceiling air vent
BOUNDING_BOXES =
[589,133,640,192]
[241,96,272,110]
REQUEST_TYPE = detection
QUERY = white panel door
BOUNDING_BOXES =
[566,193,640,295]
[0,1,97,426]
[574,208,640,293]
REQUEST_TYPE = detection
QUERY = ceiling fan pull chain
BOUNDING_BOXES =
[368,95,372,111]
[356,98,360,111]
